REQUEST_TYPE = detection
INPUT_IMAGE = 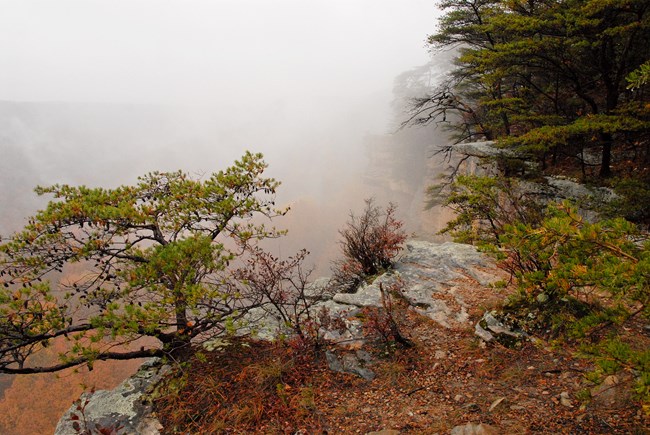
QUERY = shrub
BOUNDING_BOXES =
[499,202,649,321]
[331,199,406,292]
[154,340,324,433]
[607,176,650,227]
[233,247,331,347]
[361,279,413,352]
[496,201,650,411]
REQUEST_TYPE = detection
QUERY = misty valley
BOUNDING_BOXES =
[1,0,649,433]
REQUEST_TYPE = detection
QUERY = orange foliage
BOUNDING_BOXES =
[0,339,142,435]
[155,339,325,434]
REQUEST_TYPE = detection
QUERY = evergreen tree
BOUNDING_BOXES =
[411,0,650,178]
[0,152,294,373]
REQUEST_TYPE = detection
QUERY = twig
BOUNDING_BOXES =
[406,385,428,396]
[599,416,615,431]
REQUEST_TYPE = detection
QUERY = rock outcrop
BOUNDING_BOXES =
[55,359,169,435]
[327,240,499,329]
[453,141,616,219]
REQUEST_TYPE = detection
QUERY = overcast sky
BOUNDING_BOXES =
[0,0,439,106]
[0,1,448,258]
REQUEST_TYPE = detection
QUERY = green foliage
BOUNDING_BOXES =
[0,152,295,374]
[426,0,650,414]
[627,60,650,90]
[581,337,650,406]
[495,201,649,408]
[436,169,650,409]
[416,0,650,178]
[435,175,649,331]
[606,176,650,225]
[499,202,649,315]
[501,114,650,157]
[435,175,543,247]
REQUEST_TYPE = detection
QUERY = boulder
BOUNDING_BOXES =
[589,374,633,408]
[452,141,503,159]
[326,350,375,381]
[333,281,382,307]
[394,241,498,328]
[396,241,496,287]
[475,311,529,347]
[304,277,335,301]
[55,359,169,435]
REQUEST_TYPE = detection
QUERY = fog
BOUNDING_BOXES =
[0,1,437,105]
[0,0,454,271]
[0,2,457,432]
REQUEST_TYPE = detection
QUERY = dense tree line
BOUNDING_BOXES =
[409,0,650,180]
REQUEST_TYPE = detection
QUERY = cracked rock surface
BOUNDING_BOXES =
[55,359,169,435]
[334,240,499,329]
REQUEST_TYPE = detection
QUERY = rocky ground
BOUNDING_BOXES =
[56,240,649,434]
[307,307,648,434]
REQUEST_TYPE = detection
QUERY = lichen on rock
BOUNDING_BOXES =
[55,358,170,435]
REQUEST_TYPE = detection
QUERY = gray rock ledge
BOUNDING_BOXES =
[55,358,169,435]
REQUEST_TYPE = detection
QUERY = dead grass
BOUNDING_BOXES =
[154,338,329,434]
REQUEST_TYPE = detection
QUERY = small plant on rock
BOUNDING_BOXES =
[331,199,406,292]
[361,279,413,353]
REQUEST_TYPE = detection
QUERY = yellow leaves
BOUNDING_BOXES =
[572,264,588,276]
